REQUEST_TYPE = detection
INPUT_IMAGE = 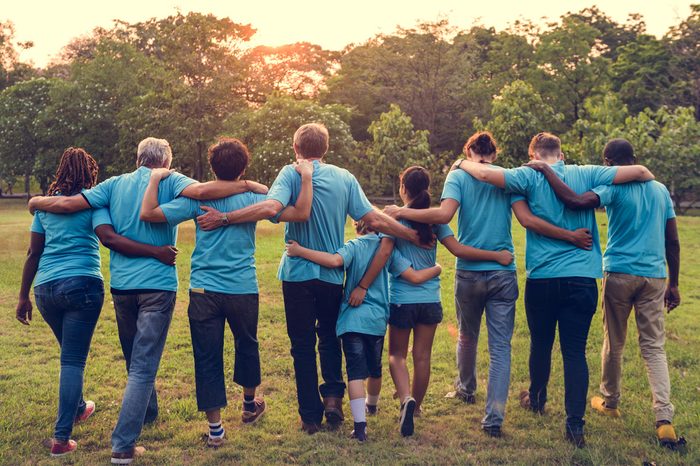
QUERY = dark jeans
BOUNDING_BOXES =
[525,277,598,432]
[282,280,345,424]
[188,291,261,412]
[34,276,104,441]
[111,291,176,453]
[341,332,384,381]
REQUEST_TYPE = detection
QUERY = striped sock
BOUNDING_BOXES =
[244,394,256,413]
[209,422,225,439]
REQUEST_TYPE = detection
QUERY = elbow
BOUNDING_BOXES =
[26,248,42,260]
[140,210,158,222]
[642,167,655,181]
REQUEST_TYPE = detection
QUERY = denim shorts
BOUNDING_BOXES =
[388,302,443,329]
[341,332,384,381]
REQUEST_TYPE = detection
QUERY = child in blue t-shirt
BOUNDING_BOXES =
[286,220,441,442]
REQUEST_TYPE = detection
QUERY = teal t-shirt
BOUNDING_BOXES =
[30,203,112,286]
[387,220,453,304]
[159,192,268,294]
[503,161,618,279]
[335,234,411,337]
[267,160,374,285]
[441,167,518,272]
[593,181,675,278]
[82,166,197,291]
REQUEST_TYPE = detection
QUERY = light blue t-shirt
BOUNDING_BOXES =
[593,181,675,278]
[504,161,619,279]
[82,166,196,291]
[336,234,411,337]
[30,204,112,286]
[159,192,268,294]
[386,220,453,304]
[267,160,374,285]
[441,167,518,271]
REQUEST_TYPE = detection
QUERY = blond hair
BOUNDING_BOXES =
[293,123,329,158]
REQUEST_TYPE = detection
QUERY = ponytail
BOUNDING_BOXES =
[400,166,433,245]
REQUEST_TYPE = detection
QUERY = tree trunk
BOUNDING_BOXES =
[24,173,30,199]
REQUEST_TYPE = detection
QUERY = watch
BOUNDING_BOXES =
[221,213,229,226]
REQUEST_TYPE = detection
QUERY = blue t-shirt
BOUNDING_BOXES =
[593,181,675,278]
[159,192,268,294]
[267,160,374,285]
[386,220,453,304]
[504,161,619,279]
[441,167,518,271]
[82,166,197,291]
[30,203,112,286]
[336,234,411,336]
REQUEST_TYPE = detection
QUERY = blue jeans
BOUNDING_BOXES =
[34,276,104,441]
[524,277,598,433]
[111,291,176,453]
[454,270,517,428]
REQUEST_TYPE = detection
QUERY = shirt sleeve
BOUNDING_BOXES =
[592,184,615,207]
[335,240,355,269]
[266,165,295,208]
[440,170,462,203]
[168,172,198,198]
[160,196,200,226]
[91,208,113,229]
[347,175,374,221]
[582,165,618,189]
[510,194,526,204]
[82,177,116,208]
[503,167,531,195]
[435,223,454,241]
[387,249,411,278]
[30,214,44,234]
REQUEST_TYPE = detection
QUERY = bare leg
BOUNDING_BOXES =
[411,324,438,409]
[367,377,382,398]
[389,326,412,403]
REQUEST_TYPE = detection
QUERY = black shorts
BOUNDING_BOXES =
[341,332,384,381]
[388,302,443,329]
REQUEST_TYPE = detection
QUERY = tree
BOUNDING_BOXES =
[475,81,564,167]
[568,6,645,60]
[223,94,356,185]
[666,4,700,119]
[0,20,35,91]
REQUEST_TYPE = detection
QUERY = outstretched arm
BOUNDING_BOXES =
[440,236,513,266]
[525,161,600,210]
[613,165,654,184]
[456,159,506,188]
[278,160,314,222]
[664,218,681,312]
[285,240,344,268]
[28,195,90,214]
[511,200,593,250]
[384,198,459,225]
[400,264,442,284]
[181,179,268,200]
[140,169,169,223]
[361,210,424,247]
[16,232,44,325]
[347,237,394,307]
[94,225,177,265]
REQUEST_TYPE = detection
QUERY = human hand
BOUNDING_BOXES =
[412,232,436,250]
[383,205,402,219]
[285,240,302,257]
[294,159,314,178]
[197,206,226,231]
[524,160,550,173]
[246,181,269,195]
[154,246,178,266]
[497,250,514,266]
[27,196,44,215]
[450,159,464,171]
[348,287,367,307]
[433,263,442,276]
[570,228,593,250]
[665,285,681,313]
[16,297,32,325]
[151,168,174,180]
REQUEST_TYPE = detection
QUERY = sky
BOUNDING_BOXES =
[4,0,697,67]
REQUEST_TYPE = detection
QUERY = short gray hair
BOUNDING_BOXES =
[136,137,172,168]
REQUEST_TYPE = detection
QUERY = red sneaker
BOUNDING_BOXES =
[75,400,96,424]
[50,439,77,457]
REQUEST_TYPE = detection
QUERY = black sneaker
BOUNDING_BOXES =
[482,425,502,438]
[566,427,586,448]
[366,404,378,416]
[452,390,476,404]
[399,397,416,437]
[351,422,368,442]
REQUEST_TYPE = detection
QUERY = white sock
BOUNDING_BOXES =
[209,421,225,438]
[349,398,367,423]
[367,394,379,406]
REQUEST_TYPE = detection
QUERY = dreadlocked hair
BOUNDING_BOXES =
[47,147,99,197]
[400,166,433,245]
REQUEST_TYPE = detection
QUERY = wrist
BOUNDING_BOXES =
[221,213,229,226]
[358,284,368,291]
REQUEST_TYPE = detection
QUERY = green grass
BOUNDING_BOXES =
[0,198,698,465]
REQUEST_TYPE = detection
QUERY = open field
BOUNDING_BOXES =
[0,198,698,465]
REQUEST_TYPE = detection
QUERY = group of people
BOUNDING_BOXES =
[16,122,683,463]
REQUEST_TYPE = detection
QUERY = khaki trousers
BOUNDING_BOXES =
[600,272,674,422]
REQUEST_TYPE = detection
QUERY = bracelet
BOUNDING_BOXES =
[358,285,368,291]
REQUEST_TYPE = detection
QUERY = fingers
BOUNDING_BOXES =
[200,206,215,213]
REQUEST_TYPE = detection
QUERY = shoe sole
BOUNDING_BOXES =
[400,399,416,437]
[111,458,135,465]
[50,451,75,457]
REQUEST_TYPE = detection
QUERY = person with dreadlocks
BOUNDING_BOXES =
[16,147,180,458]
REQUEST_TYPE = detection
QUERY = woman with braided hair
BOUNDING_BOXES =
[16,147,178,458]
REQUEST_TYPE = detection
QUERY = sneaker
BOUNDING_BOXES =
[590,396,620,418]
[482,425,502,438]
[207,433,225,448]
[242,398,266,424]
[323,397,344,427]
[111,446,146,464]
[301,420,321,435]
[519,390,544,414]
[399,397,416,437]
[351,422,368,442]
[445,390,475,404]
[75,400,96,424]
[565,428,586,448]
[50,439,77,457]
[366,404,378,416]
[656,421,686,450]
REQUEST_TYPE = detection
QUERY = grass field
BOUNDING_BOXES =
[0,198,698,465]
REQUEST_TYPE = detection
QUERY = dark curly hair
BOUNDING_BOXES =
[47,147,99,196]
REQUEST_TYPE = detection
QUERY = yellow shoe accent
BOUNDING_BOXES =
[590,396,621,418]
[657,424,678,443]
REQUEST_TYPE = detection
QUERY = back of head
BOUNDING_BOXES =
[603,138,636,166]
[208,137,250,181]
[401,166,433,245]
[48,147,99,196]
[137,137,172,169]
[528,132,561,161]
[464,131,498,158]
[293,123,329,159]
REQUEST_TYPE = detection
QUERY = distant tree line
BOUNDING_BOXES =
[0,7,699,211]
